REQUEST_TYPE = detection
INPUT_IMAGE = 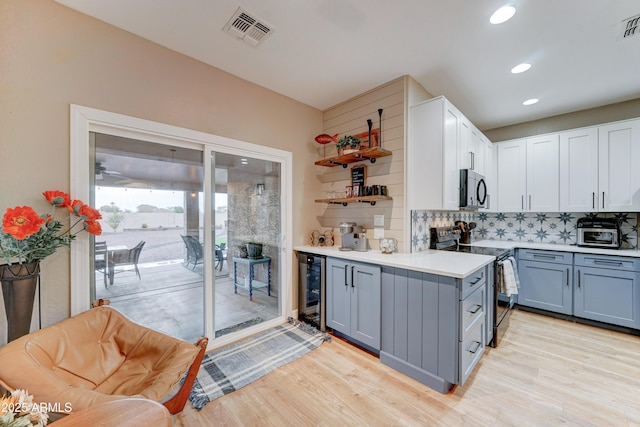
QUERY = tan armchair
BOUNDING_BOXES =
[0,306,207,415]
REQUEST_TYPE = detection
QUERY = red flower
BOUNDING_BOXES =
[84,220,102,236]
[79,204,102,221]
[43,191,71,207]
[2,206,45,240]
[66,200,84,216]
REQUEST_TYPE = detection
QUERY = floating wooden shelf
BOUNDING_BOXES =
[314,195,392,206]
[315,147,392,168]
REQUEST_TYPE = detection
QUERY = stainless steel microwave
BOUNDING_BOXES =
[459,169,487,210]
[576,217,621,249]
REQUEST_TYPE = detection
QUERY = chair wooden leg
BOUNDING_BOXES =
[162,337,208,415]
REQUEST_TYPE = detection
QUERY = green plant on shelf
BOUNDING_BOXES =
[336,135,361,151]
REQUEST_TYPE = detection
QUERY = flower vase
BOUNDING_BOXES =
[0,262,39,342]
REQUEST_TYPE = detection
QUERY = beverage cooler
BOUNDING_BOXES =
[298,253,326,331]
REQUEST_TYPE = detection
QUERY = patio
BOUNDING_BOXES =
[95,257,279,343]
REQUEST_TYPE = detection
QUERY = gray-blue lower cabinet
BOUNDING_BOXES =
[326,257,381,350]
[518,262,573,315]
[574,254,640,329]
[380,266,486,394]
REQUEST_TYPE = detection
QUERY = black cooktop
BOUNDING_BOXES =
[456,245,510,258]
[430,226,510,258]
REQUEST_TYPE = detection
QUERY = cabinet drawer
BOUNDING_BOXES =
[574,254,640,271]
[459,319,484,386]
[518,249,572,264]
[460,286,484,340]
[461,268,486,300]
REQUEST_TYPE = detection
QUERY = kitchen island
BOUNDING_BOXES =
[293,245,495,278]
[294,245,495,393]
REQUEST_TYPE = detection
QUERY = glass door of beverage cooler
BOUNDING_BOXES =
[298,253,325,331]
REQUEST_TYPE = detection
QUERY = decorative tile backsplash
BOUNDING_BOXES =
[411,210,475,252]
[411,210,639,252]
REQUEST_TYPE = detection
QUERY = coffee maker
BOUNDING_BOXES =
[339,222,369,251]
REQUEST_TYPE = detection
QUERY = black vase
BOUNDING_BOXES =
[1,262,40,342]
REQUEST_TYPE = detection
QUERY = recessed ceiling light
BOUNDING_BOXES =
[511,63,531,74]
[490,6,516,24]
[523,98,539,106]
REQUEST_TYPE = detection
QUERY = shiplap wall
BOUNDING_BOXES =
[315,77,406,251]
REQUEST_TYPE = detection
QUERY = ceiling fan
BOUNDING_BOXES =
[94,162,122,180]
[95,162,153,188]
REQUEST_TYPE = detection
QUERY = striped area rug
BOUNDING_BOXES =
[189,319,330,410]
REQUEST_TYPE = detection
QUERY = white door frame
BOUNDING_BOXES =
[69,105,293,347]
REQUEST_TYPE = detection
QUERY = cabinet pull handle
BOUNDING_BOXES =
[577,270,581,288]
[566,269,569,287]
[521,195,524,210]
[344,266,348,287]
[470,151,474,170]
[469,304,482,314]
[593,260,624,267]
[602,191,605,209]
[532,254,556,260]
[592,192,595,209]
[351,265,355,288]
[529,195,532,210]
[468,341,482,354]
[470,276,483,285]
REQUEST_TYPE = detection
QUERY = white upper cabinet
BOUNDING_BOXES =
[408,96,461,211]
[483,140,496,210]
[559,127,599,212]
[598,119,640,212]
[526,134,559,211]
[497,139,527,211]
[459,119,485,174]
[497,135,559,212]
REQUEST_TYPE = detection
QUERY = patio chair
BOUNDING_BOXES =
[181,235,203,270]
[95,241,108,287]
[215,245,227,271]
[108,241,145,285]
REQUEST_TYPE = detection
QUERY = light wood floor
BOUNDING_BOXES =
[173,309,640,426]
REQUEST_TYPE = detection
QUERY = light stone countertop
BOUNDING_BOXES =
[295,239,640,279]
[294,245,495,279]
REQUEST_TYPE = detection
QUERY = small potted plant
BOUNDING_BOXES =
[246,242,263,258]
[336,135,361,155]
[237,243,248,258]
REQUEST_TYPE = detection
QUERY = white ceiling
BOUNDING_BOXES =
[55,0,640,130]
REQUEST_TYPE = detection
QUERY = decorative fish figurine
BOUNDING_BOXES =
[315,133,339,144]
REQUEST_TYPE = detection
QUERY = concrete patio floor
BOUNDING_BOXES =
[95,259,279,343]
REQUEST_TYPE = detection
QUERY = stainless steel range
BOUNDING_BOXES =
[430,226,515,347]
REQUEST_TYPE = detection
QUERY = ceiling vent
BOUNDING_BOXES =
[620,13,640,40]
[223,7,274,47]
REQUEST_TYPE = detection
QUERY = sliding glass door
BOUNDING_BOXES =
[72,105,292,345]
[211,152,281,338]
[91,133,205,342]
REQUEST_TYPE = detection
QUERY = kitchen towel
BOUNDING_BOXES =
[501,257,519,296]
[189,318,330,410]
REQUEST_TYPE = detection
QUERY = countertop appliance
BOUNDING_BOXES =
[576,217,621,249]
[339,221,369,251]
[298,253,326,331]
[459,169,487,210]
[429,226,514,348]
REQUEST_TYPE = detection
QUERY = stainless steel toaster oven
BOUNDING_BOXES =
[576,217,621,249]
